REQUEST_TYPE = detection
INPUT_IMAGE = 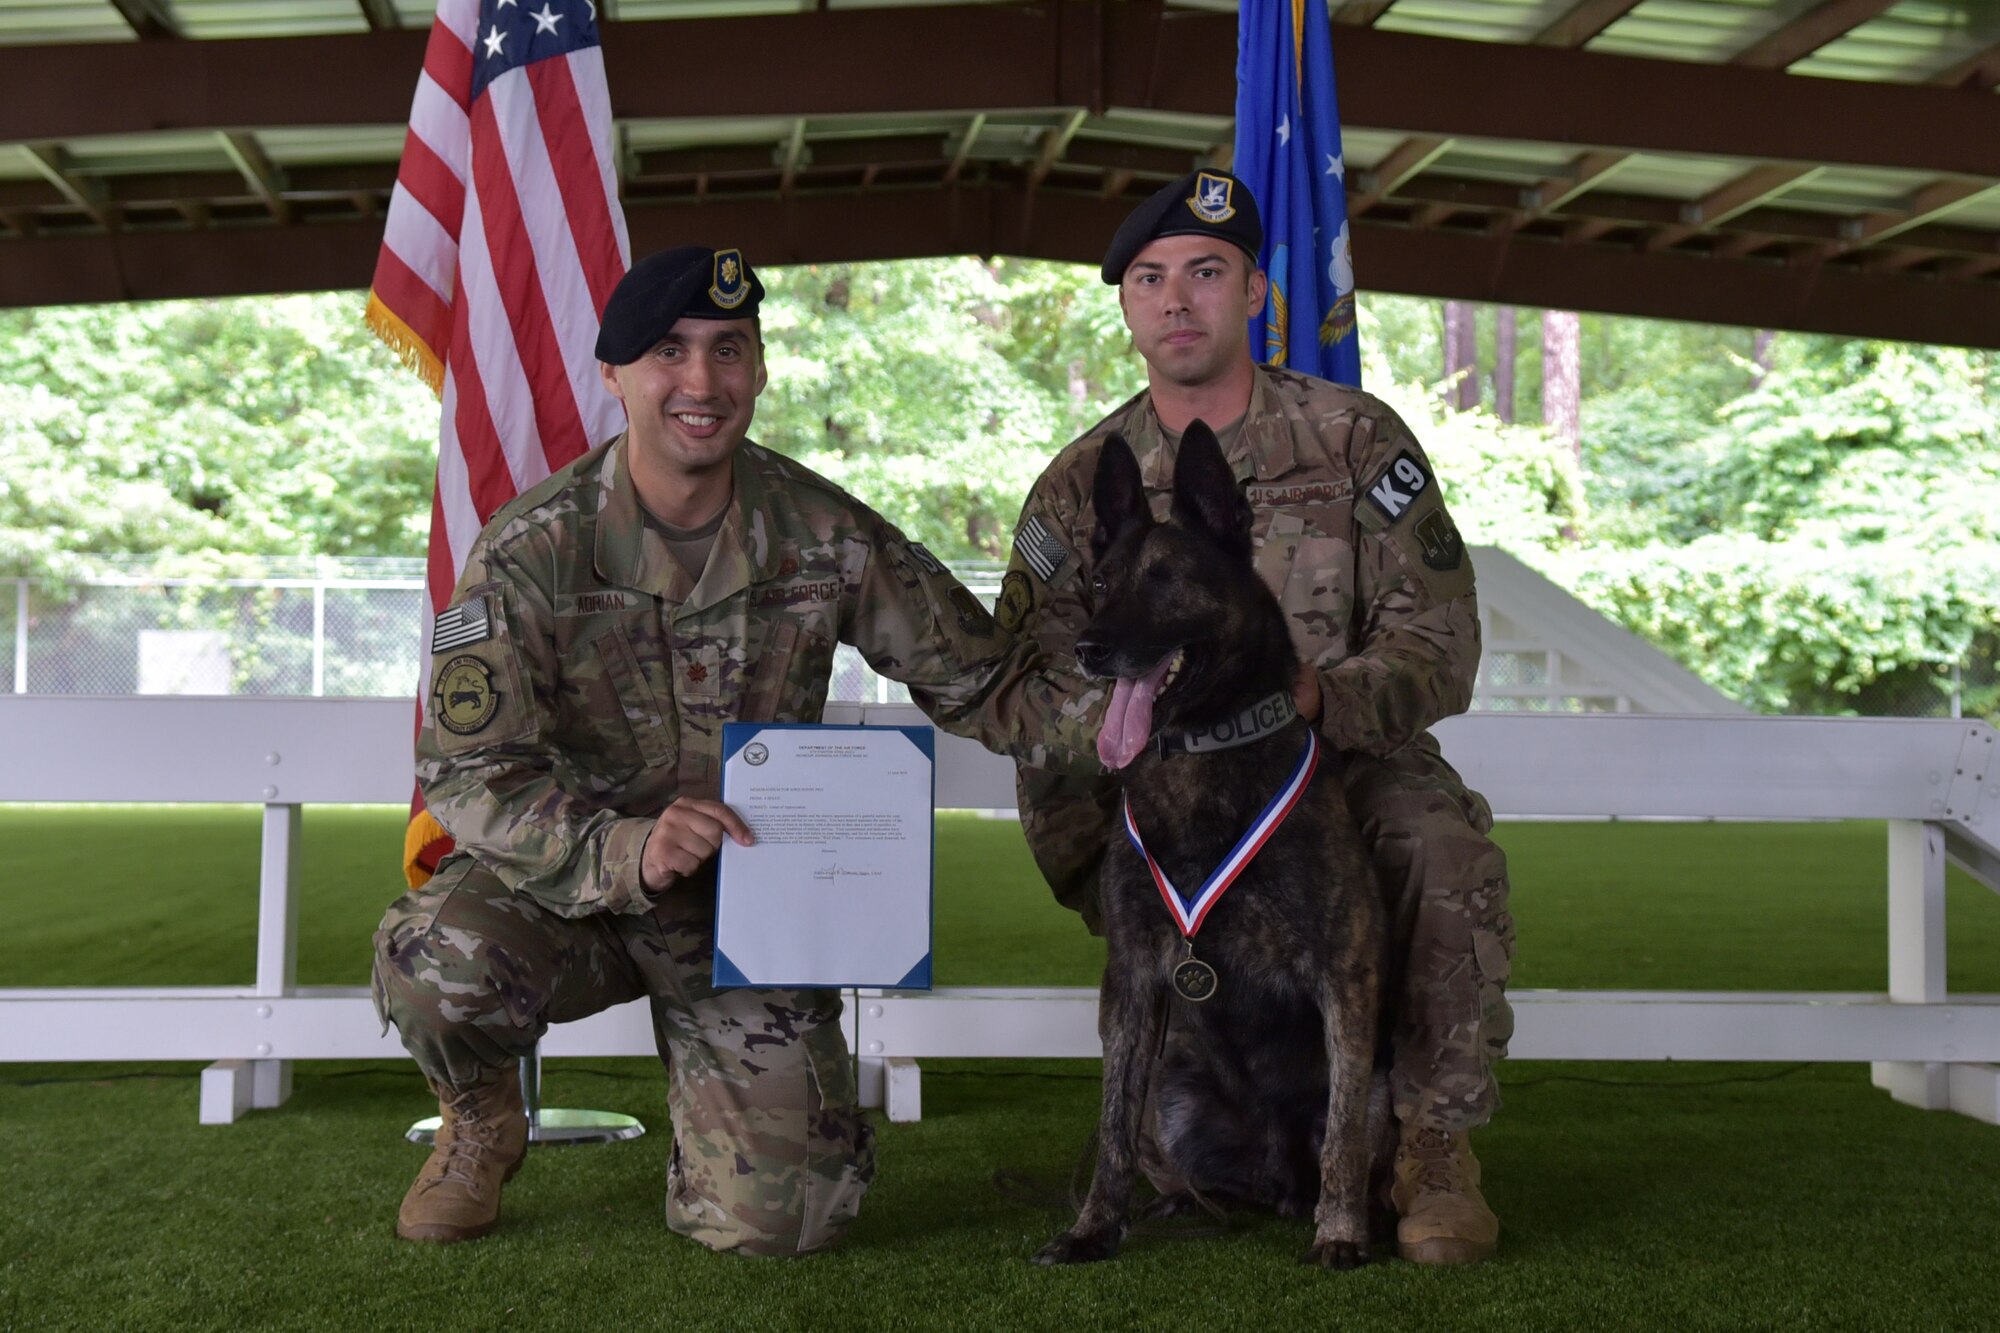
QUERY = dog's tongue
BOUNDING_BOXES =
[1097,654,1174,771]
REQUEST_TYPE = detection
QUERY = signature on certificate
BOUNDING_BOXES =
[811,863,885,884]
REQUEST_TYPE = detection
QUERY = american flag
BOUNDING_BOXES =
[366,0,631,886]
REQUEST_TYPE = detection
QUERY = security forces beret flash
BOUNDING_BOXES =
[1100,169,1264,285]
[595,245,765,364]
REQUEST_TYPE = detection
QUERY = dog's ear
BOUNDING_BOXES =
[1090,433,1149,561]
[1171,420,1253,557]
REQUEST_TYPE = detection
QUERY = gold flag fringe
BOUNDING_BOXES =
[365,291,446,398]
[403,808,451,889]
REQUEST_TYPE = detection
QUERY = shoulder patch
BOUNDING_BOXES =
[432,595,492,652]
[1414,510,1464,571]
[1013,514,1070,583]
[908,543,947,578]
[995,570,1035,633]
[432,655,500,735]
[1362,451,1434,524]
[949,586,996,637]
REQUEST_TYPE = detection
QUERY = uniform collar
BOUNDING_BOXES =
[593,434,783,610]
[1135,366,1297,489]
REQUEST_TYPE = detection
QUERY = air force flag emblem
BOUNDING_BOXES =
[709,248,750,309]
[1187,171,1237,224]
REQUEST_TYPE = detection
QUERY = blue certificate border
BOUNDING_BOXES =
[713,722,935,991]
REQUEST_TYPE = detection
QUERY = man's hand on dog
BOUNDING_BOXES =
[1293,662,1322,722]
[642,798,754,894]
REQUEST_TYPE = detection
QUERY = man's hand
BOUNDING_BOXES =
[1293,662,1322,722]
[641,797,754,895]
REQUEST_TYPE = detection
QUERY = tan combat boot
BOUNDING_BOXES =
[1390,1126,1499,1264]
[396,1066,529,1243]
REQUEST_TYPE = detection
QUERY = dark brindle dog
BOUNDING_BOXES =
[1034,423,1388,1271]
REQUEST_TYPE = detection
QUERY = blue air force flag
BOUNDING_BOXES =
[1233,0,1360,386]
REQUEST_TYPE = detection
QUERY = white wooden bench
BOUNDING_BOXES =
[2,696,1995,1126]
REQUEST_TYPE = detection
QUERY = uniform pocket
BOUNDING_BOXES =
[744,617,834,723]
[593,625,676,769]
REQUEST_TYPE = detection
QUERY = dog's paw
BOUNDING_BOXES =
[1302,1238,1371,1271]
[1033,1230,1121,1265]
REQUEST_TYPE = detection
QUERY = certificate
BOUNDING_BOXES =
[713,722,935,990]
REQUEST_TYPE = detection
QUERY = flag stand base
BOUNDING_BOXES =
[405,1044,645,1147]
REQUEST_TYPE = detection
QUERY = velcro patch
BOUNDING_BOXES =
[908,543,946,578]
[1362,451,1434,524]
[1013,514,1069,583]
[1415,510,1464,571]
[755,577,845,608]
[431,596,492,652]
[995,570,1034,633]
[1247,481,1345,507]
[557,590,636,617]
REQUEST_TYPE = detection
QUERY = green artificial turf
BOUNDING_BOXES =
[3,809,1998,1331]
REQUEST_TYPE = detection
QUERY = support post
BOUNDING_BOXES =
[200,1059,254,1125]
[311,582,326,696]
[1872,819,1949,1110]
[12,579,26,693]
[251,803,301,1111]
[885,1057,923,1122]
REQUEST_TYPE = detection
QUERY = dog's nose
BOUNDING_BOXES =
[1074,637,1111,675]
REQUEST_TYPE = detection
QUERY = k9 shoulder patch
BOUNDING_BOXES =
[1362,451,1433,525]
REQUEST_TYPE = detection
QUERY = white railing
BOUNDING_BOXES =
[1,696,1995,1127]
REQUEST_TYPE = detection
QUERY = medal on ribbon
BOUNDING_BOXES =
[1122,730,1320,1003]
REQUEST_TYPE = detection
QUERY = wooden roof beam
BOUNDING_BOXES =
[776,119,807,197]
[217,131,292,225]
[356,0,399,32]
[107,0,181,41]
[12,187,1997,349]
[1730,0,1897,70]
[1929,42,2000,92]
[1644,163,1821,251]
[1350,136,1451,216]
[943,113,985,186]
[1532,0,1644,48]
[1332,1,1397,24]
[1027,109,1087,193]
[1815,179,1999,258]
[17,144,113,229]
[10,12,2000,178]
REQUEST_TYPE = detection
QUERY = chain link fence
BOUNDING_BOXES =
[3,560,1984,721]
[3,561,1011,706]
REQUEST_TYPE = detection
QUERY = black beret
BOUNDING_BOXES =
[1100,169,1264,285]
[594,245,765,364]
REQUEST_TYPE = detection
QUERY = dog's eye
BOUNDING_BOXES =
[1089,572,1106,596]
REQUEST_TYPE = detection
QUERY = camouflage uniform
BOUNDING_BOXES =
[1003,366,1514,1133]
[375,432,1098,1255]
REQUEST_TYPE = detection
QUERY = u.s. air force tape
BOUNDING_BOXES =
[1013,514,1069,582]
[432,595,492,652]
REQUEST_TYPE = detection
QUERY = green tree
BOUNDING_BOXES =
[0,295,437,579]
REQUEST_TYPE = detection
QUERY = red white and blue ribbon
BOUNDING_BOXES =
[1123,729,1320,939]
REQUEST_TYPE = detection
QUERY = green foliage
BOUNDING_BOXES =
[4,271,1995,722]
[1560,338,2000,718]
[755,259,1143,562]
[1353,316,1586,550]
[0,295,437,579]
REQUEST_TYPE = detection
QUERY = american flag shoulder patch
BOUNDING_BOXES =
[432,595,493,652]
[1014,514,1069,583]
